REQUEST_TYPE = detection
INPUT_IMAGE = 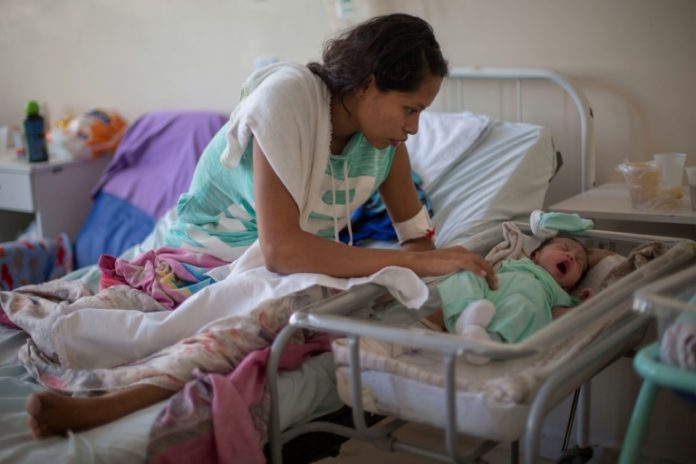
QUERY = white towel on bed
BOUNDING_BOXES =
[220,61,332,232]
[51,250,428,369]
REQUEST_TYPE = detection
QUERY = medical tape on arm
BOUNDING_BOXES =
[393,205,435,244]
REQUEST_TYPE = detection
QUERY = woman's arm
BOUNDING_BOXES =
[253,140,496,285]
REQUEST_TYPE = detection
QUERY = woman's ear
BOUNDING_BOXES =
[358,75,376,97]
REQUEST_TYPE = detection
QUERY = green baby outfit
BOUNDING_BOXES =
[438,258,580,343]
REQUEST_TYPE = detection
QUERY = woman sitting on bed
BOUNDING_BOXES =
[23,13,497,439]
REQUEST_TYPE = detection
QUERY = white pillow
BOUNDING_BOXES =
[406,111,490,189]
[571,253,627,298]
[427,121,557,247]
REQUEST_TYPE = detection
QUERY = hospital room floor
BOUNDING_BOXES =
[314,421,627,463]
[315,421,558,464]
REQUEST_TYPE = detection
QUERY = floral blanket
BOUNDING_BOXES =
[1,279,336,461]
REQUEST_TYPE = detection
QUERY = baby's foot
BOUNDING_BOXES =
[460,325,492,365]
[455,299,496,333]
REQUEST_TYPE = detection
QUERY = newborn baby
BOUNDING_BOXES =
[433,236,592,364]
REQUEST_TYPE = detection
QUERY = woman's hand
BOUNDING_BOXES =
[414,246,498,289]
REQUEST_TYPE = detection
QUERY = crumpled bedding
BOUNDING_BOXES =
[2,282,338,462]
[98,247,227,310]
[0,262,427,388]
[598,241,667,290]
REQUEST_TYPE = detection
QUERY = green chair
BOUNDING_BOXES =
[619,264,696,464]
[618,343,696,464]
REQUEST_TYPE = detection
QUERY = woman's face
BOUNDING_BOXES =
[354,73,443,150]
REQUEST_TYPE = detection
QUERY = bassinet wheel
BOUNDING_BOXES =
[557,446,593,464]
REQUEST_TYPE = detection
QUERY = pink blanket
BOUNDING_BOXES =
[147,334,331,464]
[99,247,227,310]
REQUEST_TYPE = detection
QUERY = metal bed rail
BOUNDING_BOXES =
[281,301,651,463]
[293,239,694,361]
[522,312,652,462]
[444,67,595,192]
[266,235,695,463]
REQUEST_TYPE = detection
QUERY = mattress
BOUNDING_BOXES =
[329,229,695,443]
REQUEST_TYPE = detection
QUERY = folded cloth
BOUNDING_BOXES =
[529,210,594,240]
[484,222,541,271]
[661,321,696,370]
[598,241,667,291]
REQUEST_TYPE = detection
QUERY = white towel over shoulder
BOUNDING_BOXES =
[221,62,332,231]
[52,261,428,369]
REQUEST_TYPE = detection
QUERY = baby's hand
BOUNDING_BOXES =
[579,287,593,301]
[552,306,572,319]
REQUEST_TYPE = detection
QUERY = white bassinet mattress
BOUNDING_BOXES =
[333,305,629,443]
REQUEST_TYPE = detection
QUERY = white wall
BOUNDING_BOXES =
[2,0,695,203]
[1,1,695,460]
[369,0,696,204]
[0,0,333,124]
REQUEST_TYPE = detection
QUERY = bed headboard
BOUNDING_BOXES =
[433,67,595,193]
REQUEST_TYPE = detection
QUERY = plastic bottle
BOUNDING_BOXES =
[23,100,48,162]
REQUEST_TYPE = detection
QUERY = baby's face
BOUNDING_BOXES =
[532,237,588,291]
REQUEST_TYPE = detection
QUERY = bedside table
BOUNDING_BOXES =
[549,183,696,238]
[0,149,110,240]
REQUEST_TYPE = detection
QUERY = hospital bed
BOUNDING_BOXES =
[265,69,696,464]
[0,67,683,464]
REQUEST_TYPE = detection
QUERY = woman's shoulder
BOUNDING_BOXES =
[244,62,323,98]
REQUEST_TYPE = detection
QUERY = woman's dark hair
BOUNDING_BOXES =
[308,14,448,97]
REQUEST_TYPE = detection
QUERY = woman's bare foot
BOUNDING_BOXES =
[27,392,105,439]
[26,384,175,439]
